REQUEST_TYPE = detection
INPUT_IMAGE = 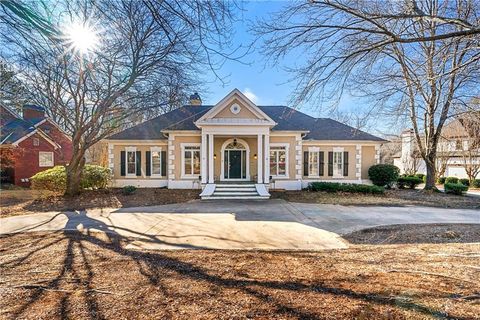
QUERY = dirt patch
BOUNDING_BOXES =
[271,189,480,209]
[344,224,480,245]
[0,188,199,217]
[0,231,478,319]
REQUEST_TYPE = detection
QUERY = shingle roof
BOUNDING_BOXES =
[0,105,49,144]
[107,105,385,142]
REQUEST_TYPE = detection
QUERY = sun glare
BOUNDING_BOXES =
[65,22,99,55]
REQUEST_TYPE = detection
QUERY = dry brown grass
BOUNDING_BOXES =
[271,189,480,209]
[0,231,479,319]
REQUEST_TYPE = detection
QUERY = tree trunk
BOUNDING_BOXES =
[424,155,437,190]
[65,151,86,196]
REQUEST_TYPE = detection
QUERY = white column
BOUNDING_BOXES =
[356,144,362,181]
[257,134,263,183]
[201,133,207,184]
[264,134,270,184]
[208,134,214,183]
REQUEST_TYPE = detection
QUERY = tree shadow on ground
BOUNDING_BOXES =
[1,211,473,320]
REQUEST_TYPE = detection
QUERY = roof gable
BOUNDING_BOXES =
[195,89,276,126]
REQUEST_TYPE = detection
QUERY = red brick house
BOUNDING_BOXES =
[0,105,73,186]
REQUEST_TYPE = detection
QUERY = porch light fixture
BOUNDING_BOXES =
[233,138,237,147]
[214,154,217,160]
[254,154,257,160]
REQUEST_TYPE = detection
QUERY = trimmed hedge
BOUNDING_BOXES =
[444,183,468,195]
[308,182,384,194]
[368,164,400,187]
[397,176,423,189]
[445,177,459,184]
[459,178,470,187]
[472,179,480,188]
[437,177,446,185]
[31,165,111,193]
[415,173,425,180]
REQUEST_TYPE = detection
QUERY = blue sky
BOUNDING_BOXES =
[202,1,368,122]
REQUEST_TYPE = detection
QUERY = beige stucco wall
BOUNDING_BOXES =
[361,146,376,179]
[112,142,167,179]
[214,98,261,119]
[171,135,201,180]
[301,144,357,180]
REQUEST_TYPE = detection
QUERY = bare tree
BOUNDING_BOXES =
[0,0,236,195]
[457,115,480,182]
[255,0,480,189]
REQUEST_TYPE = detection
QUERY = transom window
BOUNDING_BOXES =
[270,145,287,177]
[39,152,54,167]
[333,151,343,177]
[183,145,201,177]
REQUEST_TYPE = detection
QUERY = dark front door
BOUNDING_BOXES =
[228,150,242,179]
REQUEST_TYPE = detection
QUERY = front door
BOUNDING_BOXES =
[228,150,242,179]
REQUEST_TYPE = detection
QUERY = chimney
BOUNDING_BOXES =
[189,92,202,106]
[23,104,45,120]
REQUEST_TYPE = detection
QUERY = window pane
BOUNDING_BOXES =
[127,151,136,174]
[270,151,277,175]
[152,151,161,175]
[39,152,53,166]
[333,152,343,176]
[309,152,318,176]
[193,151,200,175]
[278,151,286,175]
[185,151,192,175]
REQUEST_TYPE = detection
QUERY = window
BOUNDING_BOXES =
[333,151,343,177]
[126,150,136,175]
[270,145,288,177]
[455,139,463,150]
[151,148,161,175]
[182,145,201,177]
[33,137,40,146]
[39,152,54,167]
[309,150,319,176]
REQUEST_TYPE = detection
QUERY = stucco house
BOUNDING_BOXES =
[105,89,385,199]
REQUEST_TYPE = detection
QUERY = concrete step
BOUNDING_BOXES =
[215,184,256,188]
[214,187,256,192]
[213,192,259,196]
[202,195,270,200]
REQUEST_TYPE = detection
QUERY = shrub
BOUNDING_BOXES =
[397,176,423,189]
[308,182,384,194]
[415,173,425,180]
[459,178,470,187]
[437,177,446,185]
[445,177,459,184]
[472,179,480,188]
[31,165,111,193]
[122,185,137,195]
[80,165,111,189]
[368,164,400,187]
[31,166,67,193]
[444,183,468,195]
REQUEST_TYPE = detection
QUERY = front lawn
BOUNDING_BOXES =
[271,188,480,209]
[0,231,478,319]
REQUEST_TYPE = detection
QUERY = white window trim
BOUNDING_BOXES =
[125,146,137,177]
[150,146,163,177]
[39,151,54,167]
[332,147,344,178]
[181,143,201,179]
[270,143,289,179]
[307,146,321,178]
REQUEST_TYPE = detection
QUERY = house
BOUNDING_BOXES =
[0,104,73,186]
[393,119,480,179]
[105,89,386,199]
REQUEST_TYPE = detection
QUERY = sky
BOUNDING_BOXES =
[199,1,384,130]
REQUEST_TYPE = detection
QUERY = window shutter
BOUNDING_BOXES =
[146,151,151,176]
[303,151,309,176]
[319,151,325,176]
[328,152,333,176]
[343,151,349,176]
[136,151,141,176]
[161,151,167,176]
[120,151,126,176]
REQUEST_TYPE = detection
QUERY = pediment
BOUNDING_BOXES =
[195,89,276,127]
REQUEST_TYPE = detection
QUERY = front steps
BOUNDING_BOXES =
[200,183,270,200]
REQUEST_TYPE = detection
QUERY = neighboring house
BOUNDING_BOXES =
[105,89,386,199]
[0,104,73,186]
[393,120,480,179]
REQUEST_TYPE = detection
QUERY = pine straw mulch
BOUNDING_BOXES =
[0,231,479,319]
[0,188,200,217]
[271,189,480,209]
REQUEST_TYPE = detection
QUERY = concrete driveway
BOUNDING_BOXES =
[1,199,478,250]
